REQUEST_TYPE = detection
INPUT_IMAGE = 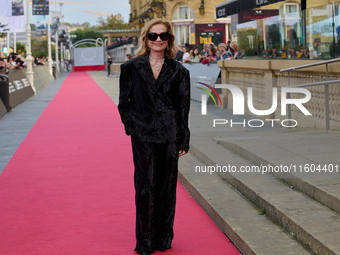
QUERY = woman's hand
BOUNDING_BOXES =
[178,150,187,157]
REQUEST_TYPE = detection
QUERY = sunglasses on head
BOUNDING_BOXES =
[147,32,171,41]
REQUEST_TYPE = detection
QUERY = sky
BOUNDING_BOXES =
[32,0,130,26]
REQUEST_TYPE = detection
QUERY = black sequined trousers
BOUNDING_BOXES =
[131,136,179,254]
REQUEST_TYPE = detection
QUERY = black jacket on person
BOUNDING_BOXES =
[118,54,190,152]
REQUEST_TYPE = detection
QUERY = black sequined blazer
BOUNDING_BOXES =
[118,54,190,152]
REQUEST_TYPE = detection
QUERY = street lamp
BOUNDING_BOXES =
[148,7,154,19]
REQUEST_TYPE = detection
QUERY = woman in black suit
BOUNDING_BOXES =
[118,19,190,255]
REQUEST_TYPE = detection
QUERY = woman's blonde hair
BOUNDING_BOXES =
[136,19,176,59]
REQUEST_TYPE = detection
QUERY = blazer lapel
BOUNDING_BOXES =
[134,54,155,86]
[155,57,176,89]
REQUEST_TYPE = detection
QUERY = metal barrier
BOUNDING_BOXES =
[280,58,340,131]
[0,74,11,112]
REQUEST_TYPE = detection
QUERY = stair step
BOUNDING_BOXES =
[217,136,340,216]
[189,135,340,255]
[178,152,312,255]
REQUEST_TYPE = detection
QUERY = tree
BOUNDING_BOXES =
[11,42,26,56]
[71,29,103,47]
[0,22,9,38]
[95,14,129,30]
[31,38,48,58]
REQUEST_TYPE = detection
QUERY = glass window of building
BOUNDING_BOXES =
[172,4,194,46]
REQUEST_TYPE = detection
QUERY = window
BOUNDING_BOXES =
[172,4,194,45]
[279,2,300,15]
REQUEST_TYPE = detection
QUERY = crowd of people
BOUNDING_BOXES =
[122,41,246,64]
[0,53,50,74]
[173,41,245,64]
[259,45,313,59]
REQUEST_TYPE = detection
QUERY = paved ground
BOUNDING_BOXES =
[1,70,340,255]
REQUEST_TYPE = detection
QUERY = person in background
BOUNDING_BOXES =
[281,46,287,59]
[269,48,278,58]
[226,41,234,55]
[174,45,182,62]
[264,48,271,58]
[34,57,44,66]
[232,43,244,59]
[297,45,305,59]
[200,43,209,56]
[182,46,190,63]
[0,57,10,74]
[12,55,25,69]
[189,47,200,62]
[207,45,218,63]
[107,54,112,76]
[216,43,233,60]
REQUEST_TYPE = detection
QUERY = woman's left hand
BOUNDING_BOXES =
[178,150,187,157]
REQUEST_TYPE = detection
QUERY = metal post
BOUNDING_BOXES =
[287,71,291,126]
[47,4,53,77]
[55,27,59,73]
[26,0,35,94]
[6,32,10,56]
[325,64,330,131]
[14,30,16,53]
[61,42,64,70]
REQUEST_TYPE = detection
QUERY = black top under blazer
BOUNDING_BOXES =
[118,54,190,152]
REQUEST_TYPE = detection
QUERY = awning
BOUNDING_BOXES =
[216,0,284,19]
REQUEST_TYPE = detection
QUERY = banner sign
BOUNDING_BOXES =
[12,0,24,16]
[182,63,221,103]
[74,47,104,67]
[35,16,47,36]
[32,0,49,15]
[0,16,26,33]
[0,0,12,16]
[216,0,284,19]
[195,23,226,50]
[8,69,34,108]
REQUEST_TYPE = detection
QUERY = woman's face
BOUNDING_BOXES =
[218,46,224,52]
[182,47,187,53]
[194,49,199,55]
[147,23,169,54]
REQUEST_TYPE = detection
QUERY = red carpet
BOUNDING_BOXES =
[0,72,240,255]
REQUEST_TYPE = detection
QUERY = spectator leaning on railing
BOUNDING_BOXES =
[0,57,10,74]
[189,47,200,62]
[174,45,182,62]
[182,46,190,63]
[216,43,234,60]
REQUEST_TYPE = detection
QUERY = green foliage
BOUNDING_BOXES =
[237,28,258,56]
[0,22,9,38]
[31,38,48,58]
[71,29,103,47]
[11,42,26,56]
[95,14,129,31]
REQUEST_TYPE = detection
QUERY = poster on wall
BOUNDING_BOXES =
[195,24,226,51]
[32,0,49,15]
